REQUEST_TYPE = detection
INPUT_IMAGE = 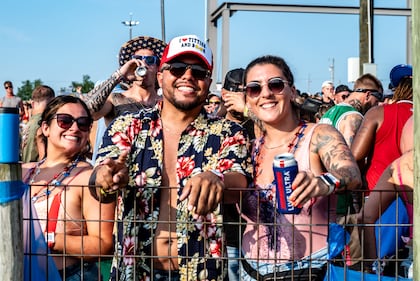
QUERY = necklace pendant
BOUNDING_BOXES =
[32,196,38,202]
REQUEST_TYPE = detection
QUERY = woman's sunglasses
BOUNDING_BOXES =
[244,77,289,98]
[131,55,159,66]
[161,62,211,80]
[52,113,92,132]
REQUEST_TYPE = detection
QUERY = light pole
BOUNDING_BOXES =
[122,12,139,40]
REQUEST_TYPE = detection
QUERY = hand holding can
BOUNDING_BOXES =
[273,153,301,214]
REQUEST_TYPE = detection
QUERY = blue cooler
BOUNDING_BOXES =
[0,107,20,163]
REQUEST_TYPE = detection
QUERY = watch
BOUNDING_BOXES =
[319,172,340,195]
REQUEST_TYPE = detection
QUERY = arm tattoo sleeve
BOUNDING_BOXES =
[79,70,123,113]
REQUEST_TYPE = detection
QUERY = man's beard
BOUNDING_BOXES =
[168,95,206,111]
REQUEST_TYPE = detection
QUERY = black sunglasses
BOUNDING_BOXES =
[161,62,211,80]
[5,86,12,89]
[244,77,289,98]
[131,55,159,66]
[52,113,92,132]
[353,88,383,101]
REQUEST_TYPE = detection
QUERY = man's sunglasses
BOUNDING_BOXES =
[244,77,289,98]
[131,55,159,65]
[161,62,211,80]
[353,88,383,101]
[51,113,92,132]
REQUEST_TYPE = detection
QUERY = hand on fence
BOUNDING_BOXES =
[180,171,224,218]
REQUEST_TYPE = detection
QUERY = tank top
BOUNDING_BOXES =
[242,124,337,262]
[366,101,413,192]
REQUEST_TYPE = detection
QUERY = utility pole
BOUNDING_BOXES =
[160,0,166,42]
[122,12,140,40]
[329,58,335,84]
[359,0,374,74]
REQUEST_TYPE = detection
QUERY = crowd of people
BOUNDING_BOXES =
[1,33,414,281]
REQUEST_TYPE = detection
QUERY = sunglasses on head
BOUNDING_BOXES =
[131,55,159,65]
[161,62,211,80]
[52,113,92,132]
[244,77,289,98]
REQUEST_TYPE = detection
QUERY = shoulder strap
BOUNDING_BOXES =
[45,191,62,248]
[22,163,38,183]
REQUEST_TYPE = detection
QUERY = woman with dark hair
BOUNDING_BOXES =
[240,55,361,280]
[22,95,115,280]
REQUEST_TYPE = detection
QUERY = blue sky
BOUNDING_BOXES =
[0,0,410,97]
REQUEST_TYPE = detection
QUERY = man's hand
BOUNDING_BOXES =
[223,92,246,116]
[180,171,224,217]
[95,150,129,193]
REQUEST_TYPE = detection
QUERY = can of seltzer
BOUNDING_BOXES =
[273,153,301,214]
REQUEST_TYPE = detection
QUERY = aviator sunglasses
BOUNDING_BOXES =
[245,77,289,98]
[51,113,92,132]
[161,62,211,80]
[131,55,159,65]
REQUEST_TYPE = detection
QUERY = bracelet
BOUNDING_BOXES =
[319,173,340,195]
[45,232,55,249]
[100,187,119,195]
[113,69,124,81]
[89,168,118,203]
[243,105,249,118]
[210,169,224,181]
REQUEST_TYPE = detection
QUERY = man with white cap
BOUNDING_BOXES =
[90,34,252,281]
[320,80,335,107]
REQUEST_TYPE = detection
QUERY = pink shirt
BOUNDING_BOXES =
[241,124,336,262]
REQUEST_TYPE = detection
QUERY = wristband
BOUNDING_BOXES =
[210,169,224,181]
[319,173,340,195]
[45,232,55,249]
[113,69,124,82]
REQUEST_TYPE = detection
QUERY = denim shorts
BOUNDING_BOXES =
[59,261,100,281]
[241,247,328,281]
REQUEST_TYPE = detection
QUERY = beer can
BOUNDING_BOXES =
[273,153,300,214]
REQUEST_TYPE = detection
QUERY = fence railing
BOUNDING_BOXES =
[23,184,413,280]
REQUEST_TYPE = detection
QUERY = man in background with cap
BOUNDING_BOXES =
[319,80,335,107]
[319,73,383,215]
[351,65,412,197]
[333,84,351,104]
[80,36,166,126]
[205,90,225,117]
[91,34,251,281]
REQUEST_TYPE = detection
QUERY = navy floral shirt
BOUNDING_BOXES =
[96,102,252,281]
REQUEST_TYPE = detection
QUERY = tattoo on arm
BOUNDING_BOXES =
[313,125,359,190]
[79,71,122,112]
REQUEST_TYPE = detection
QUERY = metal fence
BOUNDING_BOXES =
[23,185,413,280]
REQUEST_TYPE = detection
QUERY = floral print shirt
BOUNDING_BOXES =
[96,102,252,281]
